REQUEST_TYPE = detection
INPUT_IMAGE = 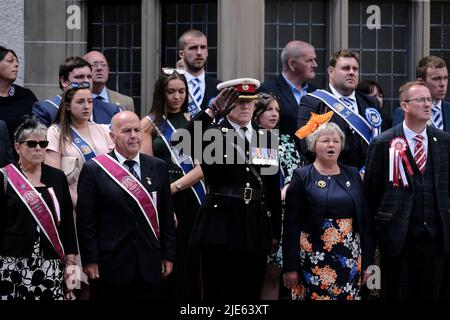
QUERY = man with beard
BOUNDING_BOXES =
[297,50,382,170]
[178,29,220,117]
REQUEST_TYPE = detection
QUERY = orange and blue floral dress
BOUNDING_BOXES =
[291,170,362,300]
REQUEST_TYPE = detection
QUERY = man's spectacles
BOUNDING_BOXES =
[69,81,91,90]
[404,97,433,104]
[90,62,108,68]
[162,67,186,75]
[21,140,49,148]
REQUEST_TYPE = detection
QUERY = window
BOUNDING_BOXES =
[87,0,142,114]
[162,1,218,78]
[348,1,411,119]
[264,0,327,88]
[430,1,450,100]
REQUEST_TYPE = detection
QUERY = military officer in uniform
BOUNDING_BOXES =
[185,78,282,300]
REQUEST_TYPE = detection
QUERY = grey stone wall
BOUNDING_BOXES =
[0,0,25,85]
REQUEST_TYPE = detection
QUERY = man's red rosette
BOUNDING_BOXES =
[389,137,414,188]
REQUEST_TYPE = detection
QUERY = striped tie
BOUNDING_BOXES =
[188,77,202,117]
[413,135,426,174]
[432,103,443,130]
[340,96,356,113]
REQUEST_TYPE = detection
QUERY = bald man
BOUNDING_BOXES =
[84,51,135,112]
[76,111,176,300]
[259,40,318,137]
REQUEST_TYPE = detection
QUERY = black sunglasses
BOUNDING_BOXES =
[69,81,90,89]
[22,140,49,148]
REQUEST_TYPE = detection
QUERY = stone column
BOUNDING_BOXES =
[23,0,87,100]
[1,0,25,85]
[141,0,161,116]
[217,0,264,81]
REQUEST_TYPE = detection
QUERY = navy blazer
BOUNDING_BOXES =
[76,151,176,284]
[283,164,374,272]
[0,120,13,167]
[259,75,316,137]
[32,95,122,127]
[297,87,380,169]
[364,124,450,256]
[200,75,221,110]
[392,100,450,133]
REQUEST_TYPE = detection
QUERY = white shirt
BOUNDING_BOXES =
[227,118,253,143]
[329,83,358,114]
[403,121,428,158]
[114,149,142,179]
[92,86,110,103]
[185,71,206,104]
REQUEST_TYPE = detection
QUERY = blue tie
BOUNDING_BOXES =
[124,160,139,179]
[432,104,443,130]
[340,96,355,113]
[188,77,202,117]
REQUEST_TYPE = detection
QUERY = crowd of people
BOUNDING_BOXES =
[1,27,450,301]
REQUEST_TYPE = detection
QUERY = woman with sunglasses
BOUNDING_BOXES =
[140,68,204,300]
[0,115,78,300]
[44,82,114,298]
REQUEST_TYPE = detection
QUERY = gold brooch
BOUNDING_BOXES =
[317,180,327,188]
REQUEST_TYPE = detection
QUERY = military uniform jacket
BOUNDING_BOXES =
[186,111,282,254]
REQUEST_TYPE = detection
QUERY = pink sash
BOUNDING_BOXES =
[93,154,160,241]
[3,165,65,261]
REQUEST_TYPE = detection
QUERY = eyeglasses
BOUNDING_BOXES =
[162,67,186,75]
[21,140,49,148]
[68,81,91,90]
[404,97,433,104]
[90,62,108,68]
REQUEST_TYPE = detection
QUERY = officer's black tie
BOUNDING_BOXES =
[239,127,250,159]
[124,159,139,179]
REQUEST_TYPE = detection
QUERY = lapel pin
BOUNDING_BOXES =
[433,137,437,142]
[146,177,152,186]
[346,181,351,188]
[317,180,327,188]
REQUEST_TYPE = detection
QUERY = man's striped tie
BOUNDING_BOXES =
[432,103,444,130]
[188,77,202,117]
[413,134,426,174]
[340,96,356,113]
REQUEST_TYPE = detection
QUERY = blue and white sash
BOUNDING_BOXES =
[147,115,205,204]
[70,127,96,162]
[307,90,382,144]
[44,95,62,110]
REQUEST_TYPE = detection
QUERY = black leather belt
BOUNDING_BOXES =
[206,185,262,204]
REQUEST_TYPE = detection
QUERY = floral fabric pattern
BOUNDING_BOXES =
[292,218,362,300]
[0,232,65,300]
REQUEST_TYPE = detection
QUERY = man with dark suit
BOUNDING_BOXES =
[297,50,381,170]
[259,40,317,137]
[178,29,220,117]
[365,81,450,299]
[32,57,121,127]
[84,51,135,112]
[393,56,450,133]
[0,120,13,167]
[184,79,281,300]
[76,111,176,300]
